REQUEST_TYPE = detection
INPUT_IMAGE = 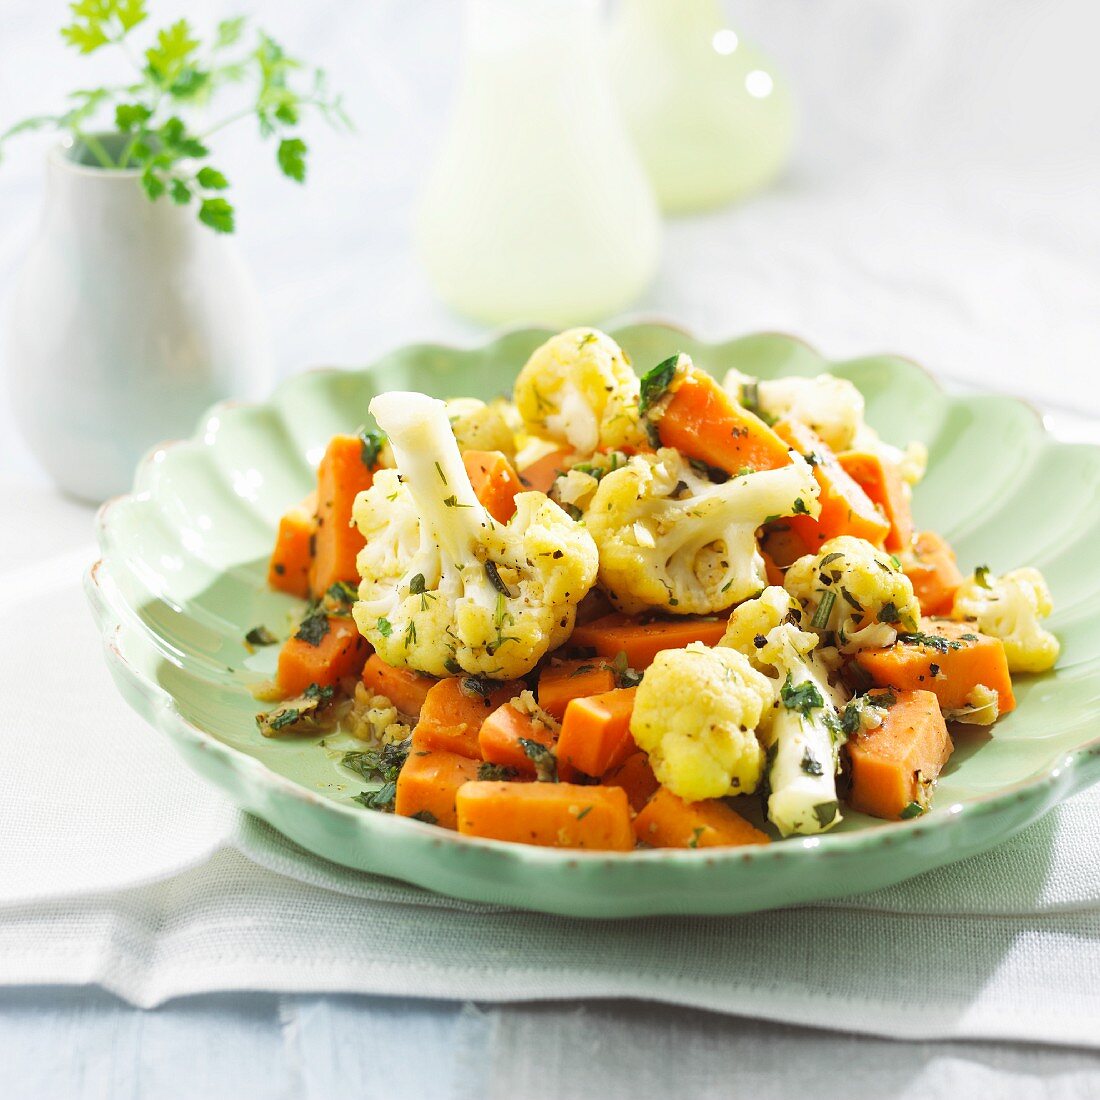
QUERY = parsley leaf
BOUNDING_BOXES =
[276,136,307,182]
[519,738,558,783]
[294,606,330,646]
[638,354,681,415]
[780,673,824,717]
[244,625,278,647]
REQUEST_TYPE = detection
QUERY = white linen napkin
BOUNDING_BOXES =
[1,480,1098,1046]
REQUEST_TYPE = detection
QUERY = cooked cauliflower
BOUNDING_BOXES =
[513,328,646,454]
[445,397,517,458]
[585,447,820,615]
[943,683,1002,726]
[851,423,928,486]
[724,368,865,453]
[352,391,599,679]
[548,451,631,517]
[629,642,774,801]
[721,587,848,836]
[785,535,920,653]
[952,566,1059,673]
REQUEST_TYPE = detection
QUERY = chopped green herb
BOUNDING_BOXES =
[303,682,335,703]
[791,497,810,515]
[687,826,706,849]
[245,625,278,647]
[897,631,963,653]
[638,354,681,415]
[294,607,330,646]
[839,587,864,613]
[867,688,897,709]
[342,739,410,785]
[810,589,837,630]
[411,810,438,825]
[269,707,301,730]
[409,573,426,595]
[687,457,729,484]
[899,801,925,819]
[611,650,643,688]
[359,428,385,469]
[376,617,393,638]
[444,657,463,675]
[460,675,492,701]
[877,601,900,624]
[442,495,471,509]
[353,781,397,812]
[974,565,992,588]
[800,748,824,776]
[575,805,593,822]
[780,673,824,717]
[324,580,358,609]
[434,460,448,485]
[477,762,518,781]
[484,560,514,597]
[812,800,839,828]
[519,738,558,783]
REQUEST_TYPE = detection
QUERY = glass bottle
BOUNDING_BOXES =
[416,0,662,327]
[609,0,796,213]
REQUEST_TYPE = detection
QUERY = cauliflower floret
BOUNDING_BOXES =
[952,566,1059,673]
[513,328,646,454]
[851,423,928,486]
[353,391,598,679]
[724,368,865,453]
[585,447,821,615]
[720,587,849,836]
[629,642,774,801]
[445,397,517,458]
[943,683,1001,726]
[785,535,920,653]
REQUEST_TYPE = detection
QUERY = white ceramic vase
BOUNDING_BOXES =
[5,137,272,502]
[609,0,796,213]
[416,0,662,327]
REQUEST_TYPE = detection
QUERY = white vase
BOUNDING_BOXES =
[416,0,662,327]
[5,137,272,502]
[609,0,796,213]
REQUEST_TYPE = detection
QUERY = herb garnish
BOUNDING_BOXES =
[519,738,558,783]
[800,748,824,776]
[899,801,925,819]
[244,625,278,647]
[780,673,825,717]
[477,763,518,781]
[376,617,393,638]
[359,428,385,469]
[812,801,839,828]
[638,354,681,415]
[810,589,837,630]
[294,606,330,646]
[896,631,963,653]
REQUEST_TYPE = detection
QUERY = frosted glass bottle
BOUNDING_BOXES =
[609,0,796,213]
[416,0,661,327]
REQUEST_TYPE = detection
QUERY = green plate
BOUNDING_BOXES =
[85,324,1100,917]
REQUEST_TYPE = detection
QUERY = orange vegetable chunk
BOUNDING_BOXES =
[456,781,634,850]
[518,447,573,494]
[657,367,791,474]
[557,687,637,780]
[903,530,965,616]
[537,658,617,720]
[604,751,660,812]
[854,618,1015,716]
[773,418,890,549]
[846,689,953,819]
[413,677,525,759]
[395,747,480,830]
[360,654,439,718]
[463,449,524,523]
[567,612,727,668]
[276,616,369,697]
[633,787,771,849]
[478,702,556,777]
[267,495,317,598]
[838,449,913,552]
[309,434,377,597]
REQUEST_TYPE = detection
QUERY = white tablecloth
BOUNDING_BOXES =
[2,0,1100,1094]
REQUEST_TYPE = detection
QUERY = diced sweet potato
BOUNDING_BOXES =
[556,688,637,780]
[478,703,556,777]
[464,449,524,523]
[276,615,369,697]
[846,689,953,819]
[360,654,439,718]
[412,677,525,759]
[604,751,660,812]
[854,618,1015,715]
[633,787,770,848]
[567,612,727,668]
[267,496,317,599]
[456,781,634,850]
[903,530,965,617]
[395,748,480,830]
[537,658,617,720]
[309,434,377,596]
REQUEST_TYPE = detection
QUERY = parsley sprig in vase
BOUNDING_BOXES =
[1,2,348,501]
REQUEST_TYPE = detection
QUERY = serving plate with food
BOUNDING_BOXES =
[86,323,1100,917]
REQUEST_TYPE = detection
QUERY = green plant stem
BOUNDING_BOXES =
[73,127,116,168]
[196,106,255,140]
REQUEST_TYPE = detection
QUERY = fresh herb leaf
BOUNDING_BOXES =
[638,354,681,415]
[791,497,810,515]
[877,601,900,624]
[459,676,492,701]
[800,748,824,776]
[839,587,864,613]
[198,197,234,233]
[268,707,300,730]
[477,762,518,782]
[409,573,426,595]
[780,673,824,717]
[410,810,438,825]
[353,781,396,812]
[484,561,514,598]
[687,457,728,484]
[812,800,839,828]
[376,617,393,638]
[974,564,992,588]
[245,625,278,647]
[687,826,705,849]
[899,801,925,819]
[294,607,330,646]
[519,738,558,783]
[359,428,385,469]
[276,136,307,182]
[810,589,837,630]
[897,631,962,653]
